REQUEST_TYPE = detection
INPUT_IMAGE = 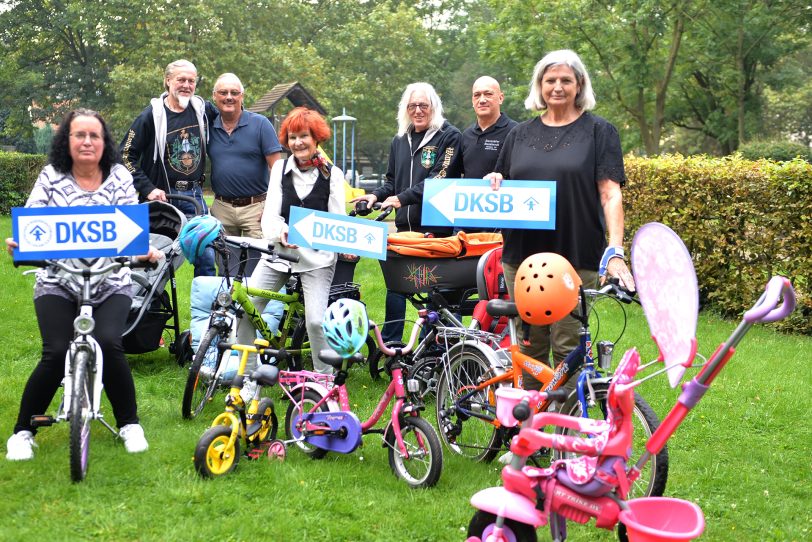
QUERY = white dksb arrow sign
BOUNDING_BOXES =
[287,206,388,260]
[422,178,556,230]
[12,205,150,260]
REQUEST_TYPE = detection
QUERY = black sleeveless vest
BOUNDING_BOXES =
[280,163,331,223]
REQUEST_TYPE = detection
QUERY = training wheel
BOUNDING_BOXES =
[265,439,287,461]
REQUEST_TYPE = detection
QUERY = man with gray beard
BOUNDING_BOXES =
[120,58,215,276]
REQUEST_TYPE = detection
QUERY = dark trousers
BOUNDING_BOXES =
[14,294,139,434]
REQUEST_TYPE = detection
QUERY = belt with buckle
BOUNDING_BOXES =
[215,193,267,207]
[172,179,200,191]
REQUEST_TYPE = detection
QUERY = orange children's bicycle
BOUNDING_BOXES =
[435,254,668,500]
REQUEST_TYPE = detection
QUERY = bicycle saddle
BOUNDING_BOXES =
[319,349,365,370]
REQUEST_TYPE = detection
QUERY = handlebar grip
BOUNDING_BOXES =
[275,251,300,263]
[512,399,532,423]
[544,389,570,403]
[13,259,48,268]
[744,276,796,324]
[130,257,158,270]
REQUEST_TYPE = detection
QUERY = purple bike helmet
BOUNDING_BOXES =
[179,215,222,262]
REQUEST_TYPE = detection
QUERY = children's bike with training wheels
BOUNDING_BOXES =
[193,338,298,478]
[465,222,796,542]
[18,257,154,482]
[269,298,444,488]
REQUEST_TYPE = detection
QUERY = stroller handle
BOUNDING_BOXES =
[166,194,203,215]
[744,276,796,324]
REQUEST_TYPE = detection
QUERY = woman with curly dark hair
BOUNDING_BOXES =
[4,108,162,461]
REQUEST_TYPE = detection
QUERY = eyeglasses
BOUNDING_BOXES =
[70,132,102,142]
[216,89,243,97]
[407,102,430,112]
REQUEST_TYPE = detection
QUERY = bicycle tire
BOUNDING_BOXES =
[555,383,669,499]
[246,397,277,446]
[386,416,443,488]
[435,346,502,462]
[467,511,538,542]
[182,326,227,419]
[194,424,240,478]
[284,389,329,459]
[69,349,93,483]
[368,341,406,381]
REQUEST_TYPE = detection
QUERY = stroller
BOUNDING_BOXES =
[122,199,189,363]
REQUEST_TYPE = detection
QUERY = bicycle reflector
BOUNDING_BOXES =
[513,252,581,326]
[73,314,95,335]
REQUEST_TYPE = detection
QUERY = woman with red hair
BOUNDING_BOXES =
[235,107,345,374]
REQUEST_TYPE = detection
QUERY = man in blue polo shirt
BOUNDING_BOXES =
[208,73,282,238]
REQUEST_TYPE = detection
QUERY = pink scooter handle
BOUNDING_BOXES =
[743,276,796,324]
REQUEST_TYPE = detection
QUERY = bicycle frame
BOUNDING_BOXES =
[287,319,426,456]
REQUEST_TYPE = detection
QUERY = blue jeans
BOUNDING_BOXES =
[382,290,407,344]
[169,184,216,277]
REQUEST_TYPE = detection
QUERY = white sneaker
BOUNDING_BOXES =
[498,451,514,465]
[6,431,37,461]
[119,424,148,453]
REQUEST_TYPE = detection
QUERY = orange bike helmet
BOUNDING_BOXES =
[514,252,581,325]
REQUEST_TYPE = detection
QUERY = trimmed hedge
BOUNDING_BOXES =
[738,140,812,163]
[0,151,46,214]
[625,154,811,334]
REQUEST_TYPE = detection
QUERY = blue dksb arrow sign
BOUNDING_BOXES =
[422,178,557,230]
[287,206,389,261]
[12,205,150,260]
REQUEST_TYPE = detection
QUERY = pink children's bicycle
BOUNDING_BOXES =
[465,222,796,542]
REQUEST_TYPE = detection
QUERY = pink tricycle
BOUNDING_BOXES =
[465,223,796,542]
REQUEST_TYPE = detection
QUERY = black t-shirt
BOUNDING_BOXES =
[494,112,625,268]
[461,113,518,179]
[165,105,205,182]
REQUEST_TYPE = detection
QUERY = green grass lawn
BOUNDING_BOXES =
[1,215,810,541]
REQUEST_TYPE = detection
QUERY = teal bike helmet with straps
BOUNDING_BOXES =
[322,298,369,357]
[179,215,222,262]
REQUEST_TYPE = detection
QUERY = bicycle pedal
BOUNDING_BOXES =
[246,442,271,460]
[30,415,56,427]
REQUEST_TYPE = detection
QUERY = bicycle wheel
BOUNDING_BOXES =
[246,398,278,446]
[284,389,329,459]
[69,349,93,483]
[182,326,227,419]
[555,383,669,499]
[435,346,501,462]
[194,424,240,478]
[467,511,538,542]
[368,341,406,381]
[386,416,443,488]
[289,318,309,371]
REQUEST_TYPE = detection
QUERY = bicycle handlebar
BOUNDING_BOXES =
[14,256,156,272]
[590,278,638,305]
[349,201,394,221]
[743,276,796,324]
[222,236,300,263]
[368,316,422,357]
[165,193,203,215]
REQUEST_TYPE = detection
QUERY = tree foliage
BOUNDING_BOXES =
[0,0,809,158]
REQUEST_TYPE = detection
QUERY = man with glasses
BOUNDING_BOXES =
[208,73,282,238]
[120,58,215,276]
[352,82,462,345]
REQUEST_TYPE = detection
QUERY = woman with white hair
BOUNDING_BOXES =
[486,49,634,389]
[353,81,462,345]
